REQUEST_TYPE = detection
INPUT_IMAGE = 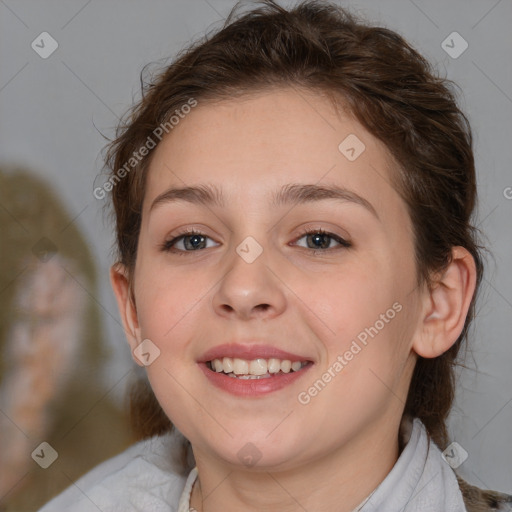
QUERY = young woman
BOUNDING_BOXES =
[39,1,512,510]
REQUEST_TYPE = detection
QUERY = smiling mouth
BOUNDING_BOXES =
[206,357,312,379]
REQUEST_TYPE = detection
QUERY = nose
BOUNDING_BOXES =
[211,241,287,321]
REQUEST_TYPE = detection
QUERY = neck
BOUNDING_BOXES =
[190,416,401,512]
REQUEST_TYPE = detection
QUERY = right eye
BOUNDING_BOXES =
[160,229,219,255]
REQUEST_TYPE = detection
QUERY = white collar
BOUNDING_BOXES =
[177,418,466,512]
[362,418,466,511]
[177,466,198,512]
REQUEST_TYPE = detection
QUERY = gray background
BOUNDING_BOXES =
[1,0,511,493]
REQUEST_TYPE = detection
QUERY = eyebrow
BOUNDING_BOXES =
[149,182,379,220]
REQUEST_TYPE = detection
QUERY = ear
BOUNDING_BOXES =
[412,246,477,358]
[109,263,144,366]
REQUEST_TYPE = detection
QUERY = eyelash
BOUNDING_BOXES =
[160,227,351,256]
[295,227,352,254]
[160,228,211,256]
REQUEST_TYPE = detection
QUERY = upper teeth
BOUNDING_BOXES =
[210,357,306,376]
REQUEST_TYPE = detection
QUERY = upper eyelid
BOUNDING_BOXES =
[295,228,351,249]
[168,227,346,241]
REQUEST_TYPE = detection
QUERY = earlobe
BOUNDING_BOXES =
[413,246,477,359]
[109,263,143,363]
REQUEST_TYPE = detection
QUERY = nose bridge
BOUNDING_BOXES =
[211,230,286,319]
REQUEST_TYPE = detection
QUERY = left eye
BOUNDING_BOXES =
[293,229,351,251]
[161,230,217,253]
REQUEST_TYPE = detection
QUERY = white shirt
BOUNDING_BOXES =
[38,418,467,511]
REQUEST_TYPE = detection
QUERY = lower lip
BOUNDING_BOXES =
[198,363,313,397]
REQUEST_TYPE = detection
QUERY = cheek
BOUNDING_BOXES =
[134,254,209,340]
[305,259,399,342]
[134,264,210,425]
[309,256,413,397]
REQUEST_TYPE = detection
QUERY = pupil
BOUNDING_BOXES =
[186,234,205,250]
[309,233,328,249]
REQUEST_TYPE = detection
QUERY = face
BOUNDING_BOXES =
[118,87,426,472]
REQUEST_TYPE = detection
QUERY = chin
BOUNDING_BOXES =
[206,434,305,472]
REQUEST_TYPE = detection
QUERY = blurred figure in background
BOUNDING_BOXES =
[0,167,131,511]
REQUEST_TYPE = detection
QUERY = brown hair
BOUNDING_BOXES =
[104,0,483,453]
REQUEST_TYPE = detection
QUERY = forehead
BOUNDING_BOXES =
[142,87,405,224]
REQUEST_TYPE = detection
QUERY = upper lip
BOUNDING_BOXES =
[198,343,313,363]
